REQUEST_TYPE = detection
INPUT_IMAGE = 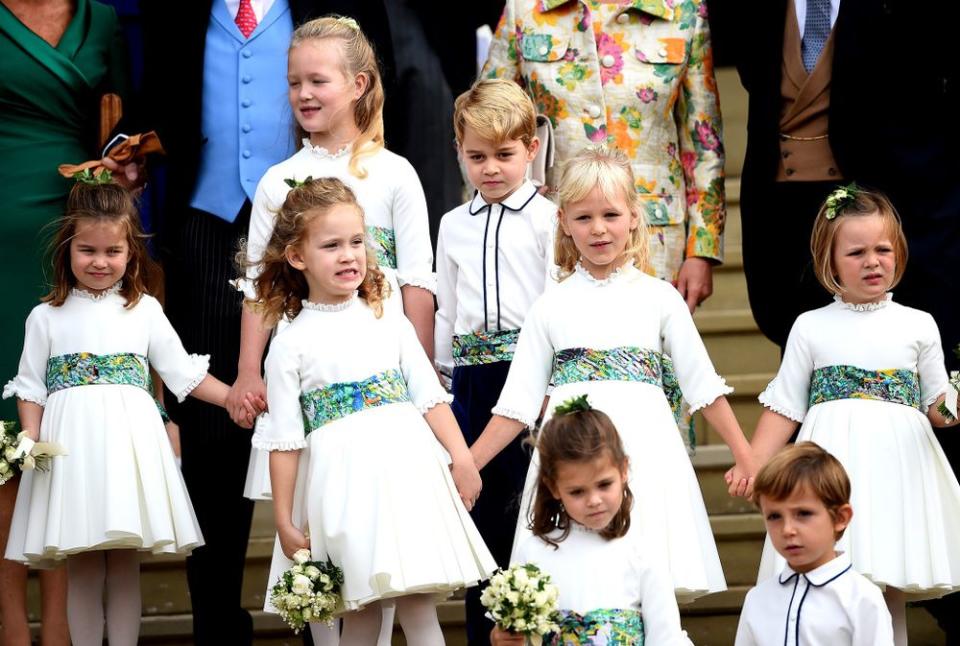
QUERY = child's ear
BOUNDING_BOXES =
[285,244,307,271]
[353,71,369,101]
[557,209,572,237]
[525,137,540,162]
[546,480,561,501]
[833,503,853,534]
[620,457,630,483]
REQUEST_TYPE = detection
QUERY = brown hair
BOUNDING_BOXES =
[240,177,389,326]
[554,146,649,280]
[809,187,908,295]
[453,78,537,147]
[290,16,385,178]
[530,405,633,547]
[44,182,161,308]
[753,441,852,539]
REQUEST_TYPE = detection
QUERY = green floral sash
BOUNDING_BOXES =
[551,347,683,425]
[809,365,921,409]
[452,329,520,367]
[367,226,397,269]
[549,608,644,646]
[300,368,409,434]
[45,352,170,421]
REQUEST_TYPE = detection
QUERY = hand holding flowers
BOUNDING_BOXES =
[0,421,67,486]
[269,548,344,633]
[480,563,561,646]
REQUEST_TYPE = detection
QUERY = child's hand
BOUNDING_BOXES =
[228,393,262,429]
[451,456,482,511]
[278,523,309,560]
[725,457,756,498]
[490,626,525,646]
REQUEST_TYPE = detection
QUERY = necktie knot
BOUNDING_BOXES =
[235,0,258,39]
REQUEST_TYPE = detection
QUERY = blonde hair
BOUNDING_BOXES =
[290,16,385,179]
[453,78,537,147]
[44,183,162,309]
[554,147,649,279]
[240,178,389,326]
[810,187,908,295]
[753,442,852,539]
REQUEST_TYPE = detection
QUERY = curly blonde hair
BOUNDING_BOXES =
[554,146,649,280]
[240,178,389,326]
[290,16,385,179]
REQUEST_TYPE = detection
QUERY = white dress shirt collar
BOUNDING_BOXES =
[468,180,541,215]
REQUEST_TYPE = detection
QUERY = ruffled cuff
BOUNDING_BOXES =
[229,277,258,301]
[758,384,806,423]
[2,380,46,406]
[686,378,734,414]
[251,435,308,451]
[172,354,211,403]
[491,405,537,429]
[396,271,437,294]
[417,392,453,414]
[922,389,947,414]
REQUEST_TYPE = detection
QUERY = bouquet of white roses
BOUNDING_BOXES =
[0,421,67,486]
[269,548,343,633]
[480,563,561,646]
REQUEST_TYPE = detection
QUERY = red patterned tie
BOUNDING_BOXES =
[235,0,258,38]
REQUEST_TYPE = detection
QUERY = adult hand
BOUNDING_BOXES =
[227,370,267,426]
[100,156,146,192]
[675,257,714,313]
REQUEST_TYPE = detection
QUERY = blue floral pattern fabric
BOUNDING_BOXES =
[45,352,169,420]
[300,369,409,433]
[452,329,521,366]
[551,347,684,424]
[548,608,644,646]
[809,365,920,410]
[367,225,397,269]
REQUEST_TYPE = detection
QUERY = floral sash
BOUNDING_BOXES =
[367,225,397,269]
[452,329,520,367]
[809,365,921,409]
[551,347,683,425]
[300,369,409,433]
[45,352,170,421]
[548,608,644,646]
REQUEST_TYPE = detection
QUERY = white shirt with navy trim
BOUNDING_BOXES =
[434,180,558,375]
[735,553,894,646]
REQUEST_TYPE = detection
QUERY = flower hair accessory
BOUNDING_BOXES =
[824,182,860,220]
[73,168,113,185]
[284,176,315,189]
[335,16,360,30]
[553,394,591,416]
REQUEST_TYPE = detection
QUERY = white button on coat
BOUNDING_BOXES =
[587,105,602,119]
[658,48,668,58]
[617,12,629,24]
[538,45,549,56]
[601,54,615,68]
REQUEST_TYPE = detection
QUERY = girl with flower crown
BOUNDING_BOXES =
[749,185,960,645]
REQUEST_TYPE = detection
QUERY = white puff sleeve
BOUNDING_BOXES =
[144,297,210,402]
[433,218,457,377]
[236,173,288,300]
[254,337,307,451]
[391,158,436,293]
[630,553,694,646]
[397,311,451,413]
[916,311,949,411]
[3,305,52,406]
[492,296,554,428]
[758,315,814,423]
[659,284,732,412]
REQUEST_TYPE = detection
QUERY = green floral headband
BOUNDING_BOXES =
[553,394,591,416]
[824,182,860,220]
[73,168,113,185]
[284,176,314,189]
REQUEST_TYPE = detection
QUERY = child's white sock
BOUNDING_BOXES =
[104,549,141,646]
[310,618,341,646]
[884,587,907,646]
[395,594,443,646]
[341,601,383,645]
[66,551,106,646]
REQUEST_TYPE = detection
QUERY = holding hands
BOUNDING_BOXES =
[226,370,268,428]
[450,450,483,512]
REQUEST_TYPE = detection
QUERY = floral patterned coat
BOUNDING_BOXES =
[483,0,726,266]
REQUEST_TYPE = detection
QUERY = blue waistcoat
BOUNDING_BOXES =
[189,0,295,222]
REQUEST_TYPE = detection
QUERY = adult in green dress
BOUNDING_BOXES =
[0,1,124,643]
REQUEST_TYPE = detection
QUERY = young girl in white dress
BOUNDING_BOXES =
[3,183,246,646]
[469,146,755,602]
[749,185,960,645]
[247,177,495,644]
[494,395,693,646]
[232,16,436,501]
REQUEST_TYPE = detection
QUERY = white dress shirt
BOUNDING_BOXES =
[735,553,894,646]
[224,0,275,23]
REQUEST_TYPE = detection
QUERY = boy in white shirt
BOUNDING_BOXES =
[735,442,894,646]
[435,78,557,645]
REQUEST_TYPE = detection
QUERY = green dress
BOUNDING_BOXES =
[0,0,124,418]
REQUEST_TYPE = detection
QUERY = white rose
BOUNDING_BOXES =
[285,593,301,608]
[291,574,312,596]
[4,447,16,462]
[292,548,311,565]
[304,565,321,580]
[291,565,304,575]
[505,591,519,605]
[0,460,9,474]
[513,568,528,585]
[302,607,313,621]
[533,591,548,607]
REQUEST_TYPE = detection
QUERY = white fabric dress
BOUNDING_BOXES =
[497,263,729,601]
[757,295,960,599]
[257,294,496,612]
[2,285,207,566]
[513,525,693,645]
[241,140,434,500]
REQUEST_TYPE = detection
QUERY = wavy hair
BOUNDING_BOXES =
[290,16,385,179]
[43,182,161,308]
[529,405,633,547]
[239,177,389,326]
[553,146,649,280]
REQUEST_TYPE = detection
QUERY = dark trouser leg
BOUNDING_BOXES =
[165,206,255,646]
[452,362,530,646]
